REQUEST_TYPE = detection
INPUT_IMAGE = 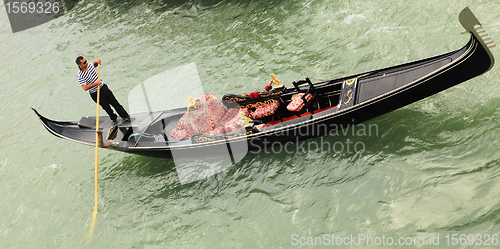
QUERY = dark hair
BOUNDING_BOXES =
[76,56,84,65]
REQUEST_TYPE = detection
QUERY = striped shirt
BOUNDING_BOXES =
[78,63,104,93]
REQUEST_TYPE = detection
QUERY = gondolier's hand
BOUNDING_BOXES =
[94,58,101,65]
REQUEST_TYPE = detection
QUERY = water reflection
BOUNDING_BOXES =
[62,0,79,12]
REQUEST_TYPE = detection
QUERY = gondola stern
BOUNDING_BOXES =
[32,107,65,136]
[31,107,43,120]
[32,107,76,126]
[32,107,95,146]
[32,107,57,128]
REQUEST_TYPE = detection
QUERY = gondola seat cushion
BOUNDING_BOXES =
[287,93,313,112]
[240,108,254,119]
[213,108,246,134]
[252,101,280,119]
[170,94,228,140]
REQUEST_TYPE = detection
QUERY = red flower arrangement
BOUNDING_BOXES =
[264,83,272,91]
[249,91,261,99]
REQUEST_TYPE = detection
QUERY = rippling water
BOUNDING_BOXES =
[1,0,500,248]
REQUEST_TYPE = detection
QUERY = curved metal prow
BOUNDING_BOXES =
[459,7,495,73]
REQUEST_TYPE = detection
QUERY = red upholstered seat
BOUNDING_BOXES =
[287,93,313,112]
[240,108,254,119]
[252,101,280,119]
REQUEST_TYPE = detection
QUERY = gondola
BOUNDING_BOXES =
[33,8,495,159]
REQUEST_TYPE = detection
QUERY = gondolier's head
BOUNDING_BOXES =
[76,56,87,70]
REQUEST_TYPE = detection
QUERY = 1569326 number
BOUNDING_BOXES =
[5,1,60,14]
[445,234,499,246]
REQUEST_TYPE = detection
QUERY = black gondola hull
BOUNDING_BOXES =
[33,8,495,159]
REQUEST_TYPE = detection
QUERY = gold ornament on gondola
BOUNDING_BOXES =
[269,74,283,88]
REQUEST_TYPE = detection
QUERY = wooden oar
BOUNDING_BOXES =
[88,63,101,241]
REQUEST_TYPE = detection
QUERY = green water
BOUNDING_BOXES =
[1,0,500,248]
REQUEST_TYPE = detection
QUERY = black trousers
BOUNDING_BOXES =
[90,84,129,121]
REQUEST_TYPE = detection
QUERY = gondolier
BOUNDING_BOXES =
[76,56,130,124]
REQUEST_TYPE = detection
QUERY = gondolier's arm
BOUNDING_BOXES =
[81,79,102,91]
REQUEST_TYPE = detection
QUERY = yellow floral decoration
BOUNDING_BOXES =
[269,74,283,88]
